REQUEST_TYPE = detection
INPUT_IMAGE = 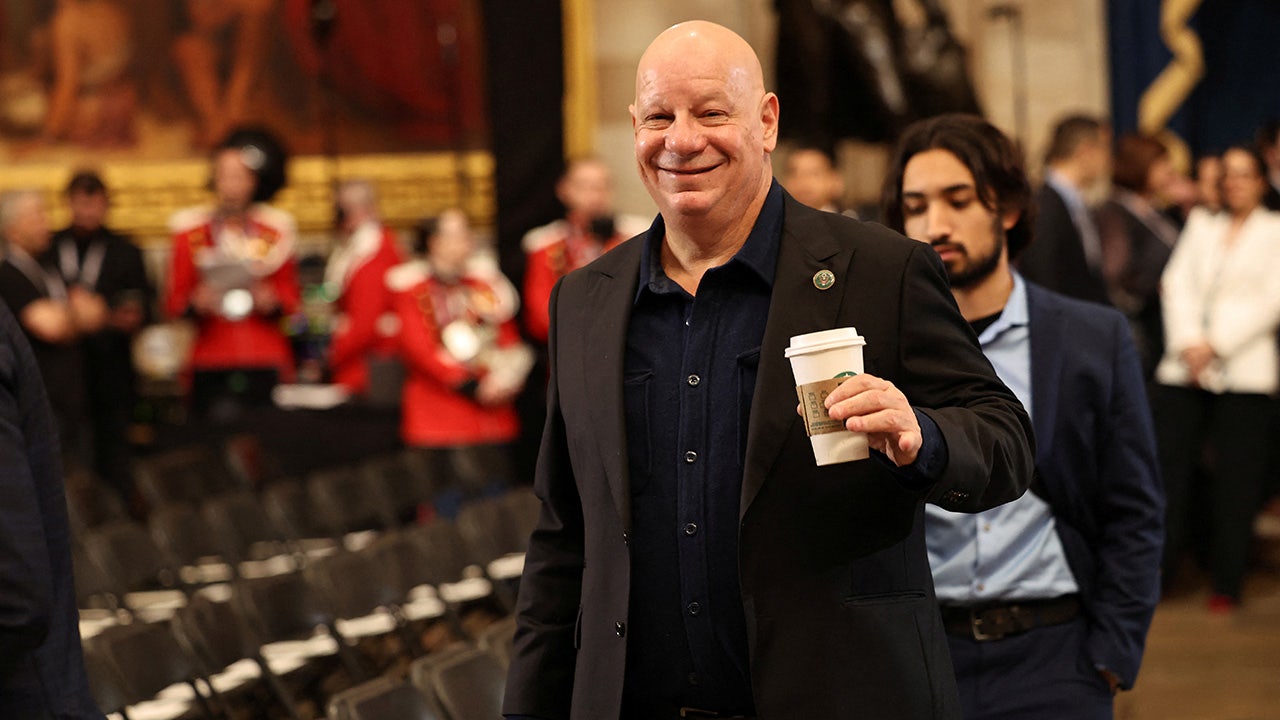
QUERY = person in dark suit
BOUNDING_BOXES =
[1017,115,1112,305]
[47,171,152,509]
[503,22,1034,720]
[1095,135,1180,379]
[0,299,103,718]
[882,114,1164,718]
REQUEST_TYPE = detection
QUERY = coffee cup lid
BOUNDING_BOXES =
[785,327,866,358]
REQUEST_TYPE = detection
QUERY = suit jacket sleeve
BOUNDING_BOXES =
[0,307,54,673]
[504,279,584,720]
[1085,310,1164,688]
[896,244,1035,511]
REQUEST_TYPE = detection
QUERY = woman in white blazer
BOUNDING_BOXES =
[1154,145,1280,612]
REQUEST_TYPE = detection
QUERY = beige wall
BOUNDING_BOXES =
[590,0,1108,214]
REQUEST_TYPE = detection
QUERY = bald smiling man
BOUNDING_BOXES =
[503,21,1034,720]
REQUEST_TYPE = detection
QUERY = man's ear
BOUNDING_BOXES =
[761,93,780,153]
[1002,208,1021,231]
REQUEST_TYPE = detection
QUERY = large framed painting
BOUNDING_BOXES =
[0,0,495,239]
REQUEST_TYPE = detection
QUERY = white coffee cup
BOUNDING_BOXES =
[785,327,869,465]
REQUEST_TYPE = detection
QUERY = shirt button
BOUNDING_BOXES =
[684,451,698,463]
[687,601,701,616]
[622,530,630,546]
[976,583,985,592]
[683,523,698,536]
[687,374,701,387]
[982,523,991,533]
[615,621,626,637]
[688,672,700,686]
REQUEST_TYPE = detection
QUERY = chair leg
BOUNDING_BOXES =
[254,653,305,720]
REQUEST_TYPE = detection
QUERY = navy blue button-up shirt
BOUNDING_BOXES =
[619,182,784,714]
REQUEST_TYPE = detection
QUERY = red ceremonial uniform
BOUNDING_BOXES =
[326,222,404,394]
[520,215,648,342]
[165,204,301,379]
[391,257,527,447]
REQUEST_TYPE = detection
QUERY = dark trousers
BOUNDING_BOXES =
[1154,385,1274,599]
[948,617,1112,720]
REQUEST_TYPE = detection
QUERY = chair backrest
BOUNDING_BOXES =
[65,470,130,534]
[82,643,133,715]
[174,592,256,674]
[327,676,441,720]
[358,453,434,527]
[406,520,479,586]
[86,620,210,710]
[149,502,224,567]
[83,520,182,594]
[224,433,284,489]
[308,466,388,536]
[261,478,325,540]
[303,548,402,620]
[478,615,516,669]
[411,645,506,720]
[234,571,336,644]
[72,540,122,611]
[134,445,238,509]
[201,489,293,564]
[456,497,518,564]
[499,487,540,554]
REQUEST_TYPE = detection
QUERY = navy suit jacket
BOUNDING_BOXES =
[1024,281,1163,688]
[0,302,102,718]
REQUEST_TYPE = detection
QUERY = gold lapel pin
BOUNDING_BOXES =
[813,269,835,290]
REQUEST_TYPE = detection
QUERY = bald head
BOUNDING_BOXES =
[635,21,765,105]
[630,21,778,244]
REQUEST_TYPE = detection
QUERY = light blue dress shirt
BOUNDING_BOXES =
[926,273,1079,603]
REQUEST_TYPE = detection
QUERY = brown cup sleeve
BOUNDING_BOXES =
[796,378,849,437]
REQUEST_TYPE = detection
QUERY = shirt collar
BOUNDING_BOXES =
[977,271,1029,346]
[635,179,784,302]
[1044,170,1086,210]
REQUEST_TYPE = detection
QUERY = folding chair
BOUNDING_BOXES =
[307,466,390,547]
[86,619,220,720]
[410,644,507,720]
[326,675,441,720]
[201,489,300,576]
[357,453,436,528]
[149,503,235,586]
[81,521,188,620]
[174,591,305,720]
[233,570,369,684]
[134,446,239,510]
[260,477,339,558]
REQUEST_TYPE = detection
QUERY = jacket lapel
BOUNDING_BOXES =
[1026,283,1061,465]
[741,198,856,517]
[584,241,643,531]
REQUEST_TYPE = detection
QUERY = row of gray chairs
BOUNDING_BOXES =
[328,622,514,720]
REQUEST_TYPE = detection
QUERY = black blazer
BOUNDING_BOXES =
[0,303,101,718]
[1025,282,1163,687]
[504,196,1035,719]
[1019,183,1110,305]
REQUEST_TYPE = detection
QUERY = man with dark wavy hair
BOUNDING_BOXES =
[883,113,1164,719]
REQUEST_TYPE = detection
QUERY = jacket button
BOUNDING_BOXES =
[684,451,698,463]
[687,601,701,616]
[615,621,626,637]
[684,523,698,536]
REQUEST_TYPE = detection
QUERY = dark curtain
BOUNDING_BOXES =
[1109,0,1280,156]
[480,0,565,482]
